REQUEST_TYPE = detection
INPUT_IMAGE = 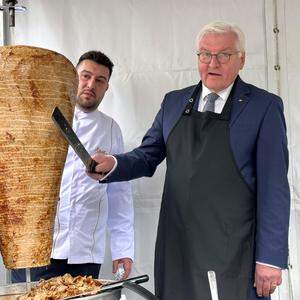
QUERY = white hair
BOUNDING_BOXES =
[195,21,245,52]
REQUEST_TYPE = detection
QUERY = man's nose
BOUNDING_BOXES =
[87,78,96,89]
[209,55,220,68]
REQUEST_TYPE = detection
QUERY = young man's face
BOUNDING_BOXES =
[197,32,245,92]
[76,59,110,112]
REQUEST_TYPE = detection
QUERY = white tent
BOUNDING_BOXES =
[0,1,299,299]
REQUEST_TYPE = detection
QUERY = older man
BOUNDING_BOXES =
[89,22,290,300]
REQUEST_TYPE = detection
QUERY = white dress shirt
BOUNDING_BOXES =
[51,106,134,264]
[198,83,233,113]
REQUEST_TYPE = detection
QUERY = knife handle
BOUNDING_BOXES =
[123,282,158,300]
[89,159,107,176]
[89,159,98,173]
[100,275,149,293]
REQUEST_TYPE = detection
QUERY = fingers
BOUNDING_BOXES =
[92,154,115,173]
[269,283,277,295]
[254,264,282,297]
[112,258,132,280]
[112,260,119,274]
[86,153,116,180]
[122,259,132,279]
[255,277,276,297]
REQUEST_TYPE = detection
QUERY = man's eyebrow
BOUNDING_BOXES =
[80,70,108,81]
[199,47,234,52]
[80,69,92,74]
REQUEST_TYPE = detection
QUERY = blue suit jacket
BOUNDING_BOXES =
[109,76,290,269]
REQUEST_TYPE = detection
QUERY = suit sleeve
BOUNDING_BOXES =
[255,97,290,268]
[107,99,167,182]
[106,121,134,261]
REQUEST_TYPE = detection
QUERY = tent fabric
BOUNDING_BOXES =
[0,1,299,299]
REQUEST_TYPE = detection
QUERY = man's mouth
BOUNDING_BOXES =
[208,72,222,76]
[82,90,95,97]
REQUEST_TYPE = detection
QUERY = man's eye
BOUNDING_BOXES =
[96,79,106,84]
[218,53,229,59]
[202,52,211,57]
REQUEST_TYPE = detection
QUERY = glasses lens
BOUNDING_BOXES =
[199,52,211,63]
[217,53,230,63]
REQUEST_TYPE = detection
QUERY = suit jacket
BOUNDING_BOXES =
[108,76,290,269]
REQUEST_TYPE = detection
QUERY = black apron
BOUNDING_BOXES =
[154,81,256,300]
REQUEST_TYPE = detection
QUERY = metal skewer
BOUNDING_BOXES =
[25,268,31,291]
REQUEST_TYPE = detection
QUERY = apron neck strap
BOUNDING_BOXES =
[182,81,202,115]
[182,78,239,120]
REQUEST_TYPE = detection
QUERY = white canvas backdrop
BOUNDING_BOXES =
[0,0,299,299]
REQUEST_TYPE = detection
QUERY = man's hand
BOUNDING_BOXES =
[87,152,115,180]
[254,263,282,297]
[112,258,133,280]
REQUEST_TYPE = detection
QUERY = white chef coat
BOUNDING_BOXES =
[51,106,134,264]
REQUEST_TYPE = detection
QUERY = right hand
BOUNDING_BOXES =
[87,152,115,180]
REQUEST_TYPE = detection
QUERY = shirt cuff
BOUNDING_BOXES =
[99,155,117,181]
[256,261,281,269]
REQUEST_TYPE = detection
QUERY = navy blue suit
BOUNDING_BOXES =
[108,77,290,298]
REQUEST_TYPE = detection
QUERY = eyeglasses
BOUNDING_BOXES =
[196,51,240,64]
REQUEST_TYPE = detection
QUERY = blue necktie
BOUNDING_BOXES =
[203,93,219,112]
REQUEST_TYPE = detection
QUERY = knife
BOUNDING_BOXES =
[51,106,99,173]
[207,270,219,300]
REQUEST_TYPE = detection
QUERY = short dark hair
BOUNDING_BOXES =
[76,50,114,78]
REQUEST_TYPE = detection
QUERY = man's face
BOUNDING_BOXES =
[76,59,110,112]
[197,32,245,92]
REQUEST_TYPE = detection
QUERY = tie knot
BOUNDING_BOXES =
[203,93,219,112]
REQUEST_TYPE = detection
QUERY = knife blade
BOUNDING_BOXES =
[51,106,98,173]
[207,270,219,300]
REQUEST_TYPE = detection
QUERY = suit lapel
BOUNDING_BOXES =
[229,77,251,127]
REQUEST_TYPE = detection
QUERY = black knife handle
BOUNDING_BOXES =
[89,159,98,173]
[89,159,108,176]
[123,282,158,300]
[100,274,149,293]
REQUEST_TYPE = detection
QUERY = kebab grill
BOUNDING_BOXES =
[0,45,76,297]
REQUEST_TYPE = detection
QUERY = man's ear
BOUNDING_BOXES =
[240,52,246,70]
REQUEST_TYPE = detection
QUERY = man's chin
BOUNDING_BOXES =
[76,102,98,112]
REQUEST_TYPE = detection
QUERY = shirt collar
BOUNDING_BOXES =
[74,105,98,120]
[201,82,234,102]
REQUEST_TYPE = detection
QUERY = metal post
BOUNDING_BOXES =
[1,0,26,45]
[2,0,12,45]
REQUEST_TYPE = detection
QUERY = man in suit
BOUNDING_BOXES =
[88,22,290,300]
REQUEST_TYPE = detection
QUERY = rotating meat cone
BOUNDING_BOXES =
[0,45,77,269]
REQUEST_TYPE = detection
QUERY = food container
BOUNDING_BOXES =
[0,283,121,300]
[0,275,155,300]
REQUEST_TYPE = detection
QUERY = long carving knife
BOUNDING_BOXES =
[207,270,219,300]
[51,106,98,173]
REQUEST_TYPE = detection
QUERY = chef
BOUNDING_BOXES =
[12,50,134,282]
[88,21,290,300]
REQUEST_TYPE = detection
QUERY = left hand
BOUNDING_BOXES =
[254,263,282,297]
[112,257,133,280]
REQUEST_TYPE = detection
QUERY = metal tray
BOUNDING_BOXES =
[0,282,121,300]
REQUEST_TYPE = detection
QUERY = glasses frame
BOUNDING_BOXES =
[196,50,241,64]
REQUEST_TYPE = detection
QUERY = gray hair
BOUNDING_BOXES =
[195,21,245,52]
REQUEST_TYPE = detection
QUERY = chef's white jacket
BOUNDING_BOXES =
[51,107,134,264]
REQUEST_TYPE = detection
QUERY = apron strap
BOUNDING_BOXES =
[182,77,239,120]
[182,81,202,115]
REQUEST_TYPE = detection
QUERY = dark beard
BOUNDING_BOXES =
[76,96,100,112]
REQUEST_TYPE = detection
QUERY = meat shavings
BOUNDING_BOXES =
[18,273,103,300]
